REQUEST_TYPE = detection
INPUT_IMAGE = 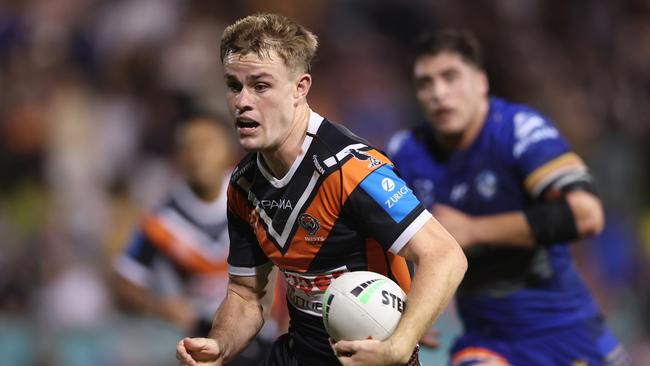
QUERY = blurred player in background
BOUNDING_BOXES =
[387,29,632,366]
[114,117,282,365]
[175,13,467,366]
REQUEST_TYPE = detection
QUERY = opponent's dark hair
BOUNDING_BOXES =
[412,29,484,69]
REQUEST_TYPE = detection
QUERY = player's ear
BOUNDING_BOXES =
[294,73,312,105]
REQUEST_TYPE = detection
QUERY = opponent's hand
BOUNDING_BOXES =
[330,338,410,366]
[432,204,475,248]
[176,337,223,366]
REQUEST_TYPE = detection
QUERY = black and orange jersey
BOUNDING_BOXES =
[227,110,431,365]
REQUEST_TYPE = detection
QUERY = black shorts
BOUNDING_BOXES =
[263,333,421,366]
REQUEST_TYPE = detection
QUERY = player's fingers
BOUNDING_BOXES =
[184,337,209,351]
[333,339,357,356]
[176,338,197,366]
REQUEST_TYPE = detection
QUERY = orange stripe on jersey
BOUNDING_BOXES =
[340,150,392,197]
[267,150,394,272]
[366,239,411,292]
[524,152,584,194]
[227,183,250,222]
[142,215,228,274]
[388,252,411,292]
[228,149,397,273]
[253,170,341,272]
[451,347,510,366]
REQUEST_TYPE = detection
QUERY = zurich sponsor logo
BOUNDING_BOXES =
[360,165,419,223]
[475,170,497,200]
[384,185,410,209]
[381,177,395,192]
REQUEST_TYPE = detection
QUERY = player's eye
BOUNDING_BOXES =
[226,81,242,93]
[442,70,459,82]
[254,83,270,92]
[414,77,431,90]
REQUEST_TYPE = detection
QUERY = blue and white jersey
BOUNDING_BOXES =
[388,97,600,338]
[114,179,231,322]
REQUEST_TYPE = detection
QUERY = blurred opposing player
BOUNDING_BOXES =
[114,117,281,365]
[388,29,632,366]
[175,13,467,366]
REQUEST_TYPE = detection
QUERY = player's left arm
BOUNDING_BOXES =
[435,156,604,249]
[333,217,467,365]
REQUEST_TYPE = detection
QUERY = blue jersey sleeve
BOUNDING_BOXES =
[124,230,158,268]
[509,110,571,178]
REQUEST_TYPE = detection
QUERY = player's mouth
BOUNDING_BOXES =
[236,118,260,134]
[433,107,454,122]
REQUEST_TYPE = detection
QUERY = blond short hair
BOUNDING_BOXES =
[220,13,318,74]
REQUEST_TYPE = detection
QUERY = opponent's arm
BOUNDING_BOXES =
[434,171,604,249]
[176,264,276,366]
[333,218,467,365]
[113,274,196,332]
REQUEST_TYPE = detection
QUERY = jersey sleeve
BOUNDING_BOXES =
[508,110,585,196]
[114,229,157,288]
[347,161,431,255]
[226,184,270,276]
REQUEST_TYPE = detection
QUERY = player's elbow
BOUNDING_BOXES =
[429,238,468,287]
[568,191,605,238]
[451,240,468,281]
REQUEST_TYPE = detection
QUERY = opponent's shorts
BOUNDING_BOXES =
[264,333,421,366]
[450,317,632,366]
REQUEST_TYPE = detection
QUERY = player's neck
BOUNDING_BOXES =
[438,98,489,151]
[260,104,310,178]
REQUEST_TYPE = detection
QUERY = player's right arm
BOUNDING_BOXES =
[176,264,276,366]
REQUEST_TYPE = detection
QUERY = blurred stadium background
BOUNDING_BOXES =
[1,0,649,365]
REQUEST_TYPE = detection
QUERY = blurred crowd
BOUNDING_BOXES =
[1,0,649,365]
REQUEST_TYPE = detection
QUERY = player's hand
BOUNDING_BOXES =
[330,338,411,366]
[176,337,223,366]
[432,204,475,248]
[419,328,441,348]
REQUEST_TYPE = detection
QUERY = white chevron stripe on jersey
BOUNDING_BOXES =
[323,143,368,168]
[251,170,321,248]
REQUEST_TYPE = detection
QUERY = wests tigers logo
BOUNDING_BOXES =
[298,213,321,236]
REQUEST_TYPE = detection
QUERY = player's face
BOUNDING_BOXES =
[178,121,232,189]
[413,51,488,137]
[223,50,303,152]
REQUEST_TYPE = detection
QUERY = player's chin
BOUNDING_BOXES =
[238,138,264,152]
[434,122,464,137]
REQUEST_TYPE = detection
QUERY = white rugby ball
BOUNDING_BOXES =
[322,271,406,341]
